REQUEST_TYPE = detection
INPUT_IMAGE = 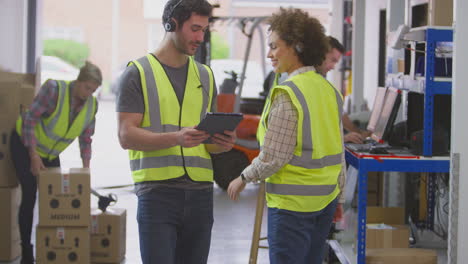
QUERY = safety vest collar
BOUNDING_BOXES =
[134,55,211,133]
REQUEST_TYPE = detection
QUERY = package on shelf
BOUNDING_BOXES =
[367,206,405,225]
[38,168,90,227]
[366,207,409,249]
[366,248,437,264]
[90,207,126,263]
[0,186,21,261]
[366,223,409,249]
[36,226,90,264]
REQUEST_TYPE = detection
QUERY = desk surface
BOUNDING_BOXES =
[345,148,450,173]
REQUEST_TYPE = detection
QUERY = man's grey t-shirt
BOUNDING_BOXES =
[116,55,218,195]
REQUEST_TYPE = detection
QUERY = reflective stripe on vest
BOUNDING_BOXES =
[266,182,336,196]
[129,155,212,171]
[128,55,214,181]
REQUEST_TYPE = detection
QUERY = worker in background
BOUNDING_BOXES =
[316,36,371,143]
[228,8,345,264]
[10,61,102,264]
[115,0,235,263]
[266,36,370,144]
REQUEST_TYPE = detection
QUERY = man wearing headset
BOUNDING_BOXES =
[116,0,235,263]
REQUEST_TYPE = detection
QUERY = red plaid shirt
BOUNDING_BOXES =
[21,79,97,163]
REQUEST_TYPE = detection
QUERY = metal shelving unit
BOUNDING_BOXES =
[345,150,450,264]
[340,27,453,264]
[405,27,453,230]
[420,27,453,156]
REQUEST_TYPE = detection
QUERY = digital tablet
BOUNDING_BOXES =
[196,112,244,143]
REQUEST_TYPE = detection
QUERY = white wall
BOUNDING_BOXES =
[362,0,385,109]
[351,0,366,112]
[0,0,28,72]
[449,0,468,262]
[328,0,343,90]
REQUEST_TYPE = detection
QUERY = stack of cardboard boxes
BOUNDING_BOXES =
[36,168,91,263]
[35,167,127,263]
[365,206,438,264]
[0,71,35,262]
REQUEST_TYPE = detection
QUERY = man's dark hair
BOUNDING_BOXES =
[329,36,345,54]
[162,0,213,29]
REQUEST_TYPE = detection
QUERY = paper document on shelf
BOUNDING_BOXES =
[344,166,358,207]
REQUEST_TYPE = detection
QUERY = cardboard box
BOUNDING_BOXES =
[0,186,21,261]
[429,0,453,27]
[0,120,18,187]
[36,226,90,264]
[366,248,437,264]
[0,71,35,119]
[365,207,408,249]
[38,168,90,227]
[367,207,405,225]
[0,71,35,188]
[0,81,21,121]
[91,208,126,263]
[366,224,409,249]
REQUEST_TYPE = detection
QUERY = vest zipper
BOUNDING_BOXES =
[157,55,190,177]
[179,102,189,176]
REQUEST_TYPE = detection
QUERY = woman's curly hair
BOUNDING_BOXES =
[267,7,329,67]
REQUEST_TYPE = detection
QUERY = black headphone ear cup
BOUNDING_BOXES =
[295,43,303,53]
[164,19,176,32]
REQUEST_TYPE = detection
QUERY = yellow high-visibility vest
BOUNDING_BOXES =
[129,55,215,183]
[16,80,97,161]
[257,70,344,212]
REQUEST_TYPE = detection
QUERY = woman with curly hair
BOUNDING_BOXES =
[228,7,345,264]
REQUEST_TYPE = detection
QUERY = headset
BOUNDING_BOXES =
[164,0,184,32]
[295,42,304,54]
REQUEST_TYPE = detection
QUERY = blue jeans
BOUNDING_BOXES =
[137,185,214,264]
[267,199,338,264]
